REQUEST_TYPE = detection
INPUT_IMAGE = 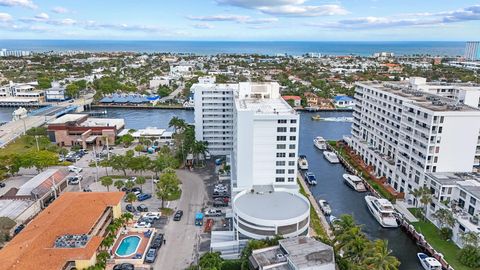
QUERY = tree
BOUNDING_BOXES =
[27,150,58,172]
[157,85,172,97]
[156,168,181,208]
[114,180,124,191]
[125,192,137,207]
[151,153,179,177]
[135,176,146,191]
[363,240,400,270]
[168,116,186,132]
[458,245,480,268]
[192,140,208,166]
[198,252,223,270]
[37,77,52,89]
[134,144,144,154]
[65,83,80,98]
[120,134,134,147]
[100,176,113,192]
[432,208,455,229]
[461,231,480,248]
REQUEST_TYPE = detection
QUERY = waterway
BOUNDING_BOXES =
[0,106,420,269]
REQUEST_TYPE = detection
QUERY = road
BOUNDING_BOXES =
[154,169,208,270]
[159,83,184,102]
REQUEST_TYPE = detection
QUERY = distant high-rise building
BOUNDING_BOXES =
[464,41,480,61]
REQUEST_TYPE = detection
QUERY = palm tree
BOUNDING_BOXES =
[135,176,146,191]
[114,180,124,191]
[432,208,455,228]
[100,176,113,192]
[125,192,137,208]
[168,116,186,132]
[192,140,208,166]
[363,240,400,270]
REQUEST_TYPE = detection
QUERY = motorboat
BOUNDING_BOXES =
[343,174,367,192]
[323,151,340,163]
[311,115,321,120]
[313,136,327,150]
[417,253,442,270]
[298,155,309,170]
[364,196,399,228]
[304,171,317,185]
[318,199,332,216]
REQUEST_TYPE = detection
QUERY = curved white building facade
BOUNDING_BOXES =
[232,189,310,239]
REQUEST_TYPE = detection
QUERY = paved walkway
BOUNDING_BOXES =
[394,200,419,222]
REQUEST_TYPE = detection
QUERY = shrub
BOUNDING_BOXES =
[439,227,453,241]
[458,245,480,268]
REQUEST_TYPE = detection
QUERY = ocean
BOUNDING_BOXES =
[0,40,466,56]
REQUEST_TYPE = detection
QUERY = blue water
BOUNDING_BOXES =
[116,236,141,256]
[0,40,465,56]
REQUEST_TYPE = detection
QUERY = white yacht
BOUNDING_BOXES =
[313,136,327,150]
[323,151,340,163]
[343,174,367,192]
[417,253,442,270]
[364,196,398,228]
[298,155,309,170]
[318,199,332,216]
[304,171,317,185]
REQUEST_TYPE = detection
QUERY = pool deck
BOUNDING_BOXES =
[111,230,153,260]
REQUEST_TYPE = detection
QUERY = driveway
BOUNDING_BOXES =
[154,169,208,270]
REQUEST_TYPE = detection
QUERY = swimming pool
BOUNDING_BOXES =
[115,235,141,257]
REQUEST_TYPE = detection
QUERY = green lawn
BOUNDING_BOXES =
[408,209,473,270]
[0,135,40,156]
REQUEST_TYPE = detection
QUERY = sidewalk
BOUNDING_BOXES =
[394,200,419,222]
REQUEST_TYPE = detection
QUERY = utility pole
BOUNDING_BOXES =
[93,144,99,182]
[34,135,40,151]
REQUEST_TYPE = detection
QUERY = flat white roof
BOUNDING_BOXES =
[236,97,295,115]
[17,169,59,196]
[234,191,309,220]
[0,199,34,220]
[80,118,125,129]
[49,114,86,124]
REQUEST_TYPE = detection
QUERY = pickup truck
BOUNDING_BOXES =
[204,209,223,217]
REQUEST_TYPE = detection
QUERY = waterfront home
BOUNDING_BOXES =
[333,95,355,109]
[303,92,318,107]
[282,95,301,107]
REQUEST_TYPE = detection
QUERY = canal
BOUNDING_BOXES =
[0,107,420,268]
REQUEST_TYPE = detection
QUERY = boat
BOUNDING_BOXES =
[298,155,309,170]
[318,199,332,215]
[343,174,367,192]
[417,253,442,270]
[311,115,321,120]
[323,151,340,163]
[364,196,399,228]
[304,171,317,185]
[313,136,327,150]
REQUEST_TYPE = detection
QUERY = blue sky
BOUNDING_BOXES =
[0,0,479,40]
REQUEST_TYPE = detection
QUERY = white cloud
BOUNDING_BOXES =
[34,12,49,21]
[51,6,69,14]
[0,0,36,9]
[306,4,480,29]
[187,14,278,24]
[0,12,12,21]
[215,0,348,17]
[192,22,214,29]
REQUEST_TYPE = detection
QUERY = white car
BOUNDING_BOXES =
[143,212,161,220]
[134,221,152,228]
[68,166,83,173]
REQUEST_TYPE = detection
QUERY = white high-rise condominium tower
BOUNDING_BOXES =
[350,77,480,205]
[464,41,480,61]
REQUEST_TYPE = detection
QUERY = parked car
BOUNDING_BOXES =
[126,204,135,212]
[139,217,155,224]
[83,187,92,192]
[137,193,152,201]
[205,209,223,217]
[113,263,134,270]
[134,221,151,228]
[151,233,164,249]
[131,187,142,193]
[13,224,25,235]
[145,248,158,263]
[173,210,183,221]
[137,204,149,212]
[213,199,228,207]
[68,166,82,173]
[0,182,5,188]
[143,212,161,220]
[67,175,83,185]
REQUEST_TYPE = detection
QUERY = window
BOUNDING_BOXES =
[288,153,296,158]
[277,144,286,149]
[288,177,294,182]
[288,161,295,166]
[277,136,286,141]
[290,119,297,124]
[289,136,296,141]
[468,206,475,215]
[278,119,287,124]
[471,197,477,205]
[458,198,465,208]
[290,127,296,132]
[277,127,287,132]
[288,169,295,174]
[460,190,467,199]
[275,177,285,182]
[276,153,286,158]
[289,144,296,149]
[276,169,285,174]
[276,161,285,166]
